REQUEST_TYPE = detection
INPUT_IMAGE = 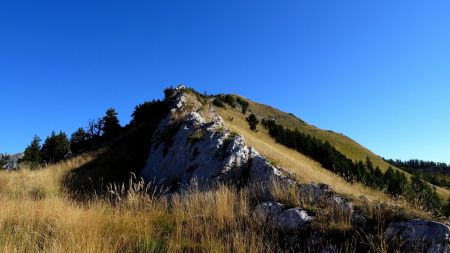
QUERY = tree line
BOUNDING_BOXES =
[21,108,123,168]
[385,158,450,188]
[261,119,442,211]
[385,158,450,171]
[20,93,171,170]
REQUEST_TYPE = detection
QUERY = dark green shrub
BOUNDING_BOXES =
[236,97,249,114]
[212,98,225,108]
[246,114,259,131]
[224,94,236,107]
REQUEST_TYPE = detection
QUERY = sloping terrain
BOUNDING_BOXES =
[219,107,398,203]
[244,98,405,172]
[220,95,450,200]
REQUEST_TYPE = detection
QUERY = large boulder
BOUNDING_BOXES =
[384,219,450,253]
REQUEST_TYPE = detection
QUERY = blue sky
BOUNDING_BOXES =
[1,1,449,162]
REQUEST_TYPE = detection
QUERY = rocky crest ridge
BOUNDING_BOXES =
[139,86,450,252]
[140,86,289,191]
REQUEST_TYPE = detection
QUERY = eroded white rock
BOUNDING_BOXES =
[140,87,287,191]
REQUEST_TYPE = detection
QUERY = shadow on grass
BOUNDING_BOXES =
[62,123,155,200]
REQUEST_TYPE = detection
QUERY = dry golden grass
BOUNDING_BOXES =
[0,155,278,253]
[0,152,422,253]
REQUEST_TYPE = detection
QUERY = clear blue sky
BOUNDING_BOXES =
[1,1,449,163]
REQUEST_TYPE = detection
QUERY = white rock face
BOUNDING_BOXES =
[140,87,287,191]
[384,219,450,253]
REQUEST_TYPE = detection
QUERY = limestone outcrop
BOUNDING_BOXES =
[140,86,290,191]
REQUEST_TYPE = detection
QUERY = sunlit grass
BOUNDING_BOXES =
[228,97,450,200]
[218,106,441,214]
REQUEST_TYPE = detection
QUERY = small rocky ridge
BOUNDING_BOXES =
[140,85,292,191]
[0,152,23,170]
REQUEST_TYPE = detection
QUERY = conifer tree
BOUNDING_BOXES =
[102,108,121,141]
[70,128,88,154]
[246,114,259,131]
[22,135,42,168]
[41,131,70,164]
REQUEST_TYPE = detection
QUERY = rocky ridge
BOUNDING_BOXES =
[140,86,290,191]
[139,86,450,252]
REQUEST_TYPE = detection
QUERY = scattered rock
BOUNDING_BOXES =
[298,183,353,213]
[327,195,353,214]
[254,201,285,222]
[351,213,367,228]
[254,202,314,233]
[298,183,332,203]
[384,219,450,253]
[273,208,314,233]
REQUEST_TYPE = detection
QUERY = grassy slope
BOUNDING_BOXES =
[246,99,395,172]
[228,97,450,200]
[218,104,449,204]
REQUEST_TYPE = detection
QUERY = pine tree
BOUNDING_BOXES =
[22,135,42,168]
[70,128,88,154]
[41,131,70,164]
[246,114,259,131]
[102,108,121,141]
